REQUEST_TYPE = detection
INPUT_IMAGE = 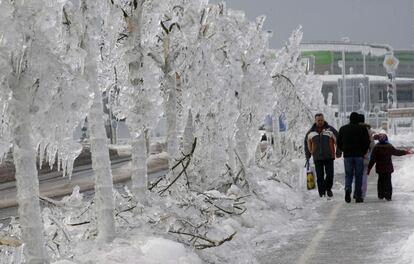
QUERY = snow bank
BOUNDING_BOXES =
[393,155,414,192]
[53,236,202,264]
[389,132,414,148]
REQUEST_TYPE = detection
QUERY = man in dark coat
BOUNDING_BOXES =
[368,133,412,201]
[337,112,370,203]
[304,113,341,198]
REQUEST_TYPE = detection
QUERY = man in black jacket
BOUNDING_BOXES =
[304,113,341,198]
[337,112,370,203]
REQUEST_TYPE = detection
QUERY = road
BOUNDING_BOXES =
[257,157,414,264]
[0,157,167,222]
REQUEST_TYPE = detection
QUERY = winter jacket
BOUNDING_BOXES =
[304,122,340,161]
[360,123,375,166]
[368,143,408,174]
[337,122,370,158]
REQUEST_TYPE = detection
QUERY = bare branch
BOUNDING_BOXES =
[158,138,197,195]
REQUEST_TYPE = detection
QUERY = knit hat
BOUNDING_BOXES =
[375,133,388,143]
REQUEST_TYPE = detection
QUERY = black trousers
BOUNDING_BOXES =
[377,173,392,199]
[314,159,334,197]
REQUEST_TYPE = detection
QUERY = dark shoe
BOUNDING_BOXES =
[319,190,326,198]
[378,194,384,200]
[327,190,333,197]
[386,197,392,201]
[345,191,351,203]
[355,197,364,203]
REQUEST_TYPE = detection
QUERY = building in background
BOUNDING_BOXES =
[301,41,414,128]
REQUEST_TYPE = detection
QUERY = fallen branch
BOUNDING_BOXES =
[158,138,197,195]
[67,221,90,226]
[39,196,64,207]
[204,198,246,216]
[148,176,165,191]
[115,205,137,216]
[269,176,293,189]
[169,230,237,250]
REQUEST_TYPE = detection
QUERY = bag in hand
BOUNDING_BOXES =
[305,160,315,190]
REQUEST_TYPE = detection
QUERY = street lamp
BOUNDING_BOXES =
[340,37,350,125]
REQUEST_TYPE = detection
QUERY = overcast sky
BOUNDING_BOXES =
[209,0,414,50]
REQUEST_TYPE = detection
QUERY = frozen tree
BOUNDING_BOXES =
[0,0,90,262]
[104,0,165,202]
[180,4,275,191]
[271,27,325,158]
[80,0,116,243]
[141,0,207,164]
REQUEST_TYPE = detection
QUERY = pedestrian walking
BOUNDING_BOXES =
[357,113,375,198]
[368,133,413,201]
[304,113,341,198]
[337,112,370,203]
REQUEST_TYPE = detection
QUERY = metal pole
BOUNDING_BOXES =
[342,49,347,124]
[391,70,398,109]
[363,53,366,76]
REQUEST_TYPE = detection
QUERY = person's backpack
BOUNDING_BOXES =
[305,160,315,190]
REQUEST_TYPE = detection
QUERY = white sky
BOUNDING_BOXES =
[210,0,414,50]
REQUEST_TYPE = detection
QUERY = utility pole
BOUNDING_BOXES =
[383,53,399,110]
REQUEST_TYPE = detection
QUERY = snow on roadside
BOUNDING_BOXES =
[390,134,414,264]
[52,236,202,264]
[394,154,414,192]
[46,159,312,264]
[389,132,414,148]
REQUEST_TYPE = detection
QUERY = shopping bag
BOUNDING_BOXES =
[305,160,315,190]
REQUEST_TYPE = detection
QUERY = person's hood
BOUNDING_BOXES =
[349,112,359,124]
[359,123,371,129]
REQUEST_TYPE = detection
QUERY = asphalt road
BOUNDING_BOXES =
[0,157,167,223]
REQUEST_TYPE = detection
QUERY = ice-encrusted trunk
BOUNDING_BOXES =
[235,114,248,168]
[166,80,178,167]
[131,131,148,203]
[182,110,194,156]
[88,92,116,242]
[272,109,281,158]
[83,0,115,242]
[9,74,49,263]
[161,27,178,167]
[205,112,220,180]
[126,0,150,202]
[182,110,195,187]
[227,136,236,172]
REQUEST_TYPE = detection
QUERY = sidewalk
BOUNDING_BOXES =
[257,159,414,264]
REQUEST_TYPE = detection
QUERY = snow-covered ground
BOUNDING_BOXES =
[390,133,414,264]
[47,163,312,264]
[1,134,414,263]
